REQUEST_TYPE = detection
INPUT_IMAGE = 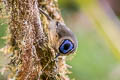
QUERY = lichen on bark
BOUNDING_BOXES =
[1,0,70,80]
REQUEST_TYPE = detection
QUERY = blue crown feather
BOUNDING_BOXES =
[59,39,74,54]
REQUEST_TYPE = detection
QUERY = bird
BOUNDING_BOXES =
[39,8,78,58]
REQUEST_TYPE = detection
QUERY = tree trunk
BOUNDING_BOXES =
[3,0,70,80]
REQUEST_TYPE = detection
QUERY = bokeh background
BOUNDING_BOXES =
[0,0,120,80]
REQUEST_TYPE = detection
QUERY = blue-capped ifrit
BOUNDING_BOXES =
[39,9,78,58]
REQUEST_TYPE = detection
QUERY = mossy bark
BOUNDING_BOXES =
[2,0,70,80]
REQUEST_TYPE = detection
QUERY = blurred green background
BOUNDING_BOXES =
[1,0,120,80]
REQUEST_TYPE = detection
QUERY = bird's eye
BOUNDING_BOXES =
[56,21,60,26]
[59,39,74,54]
[63,43,70,50]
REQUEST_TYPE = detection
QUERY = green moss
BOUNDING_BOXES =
[0,19,7,48]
